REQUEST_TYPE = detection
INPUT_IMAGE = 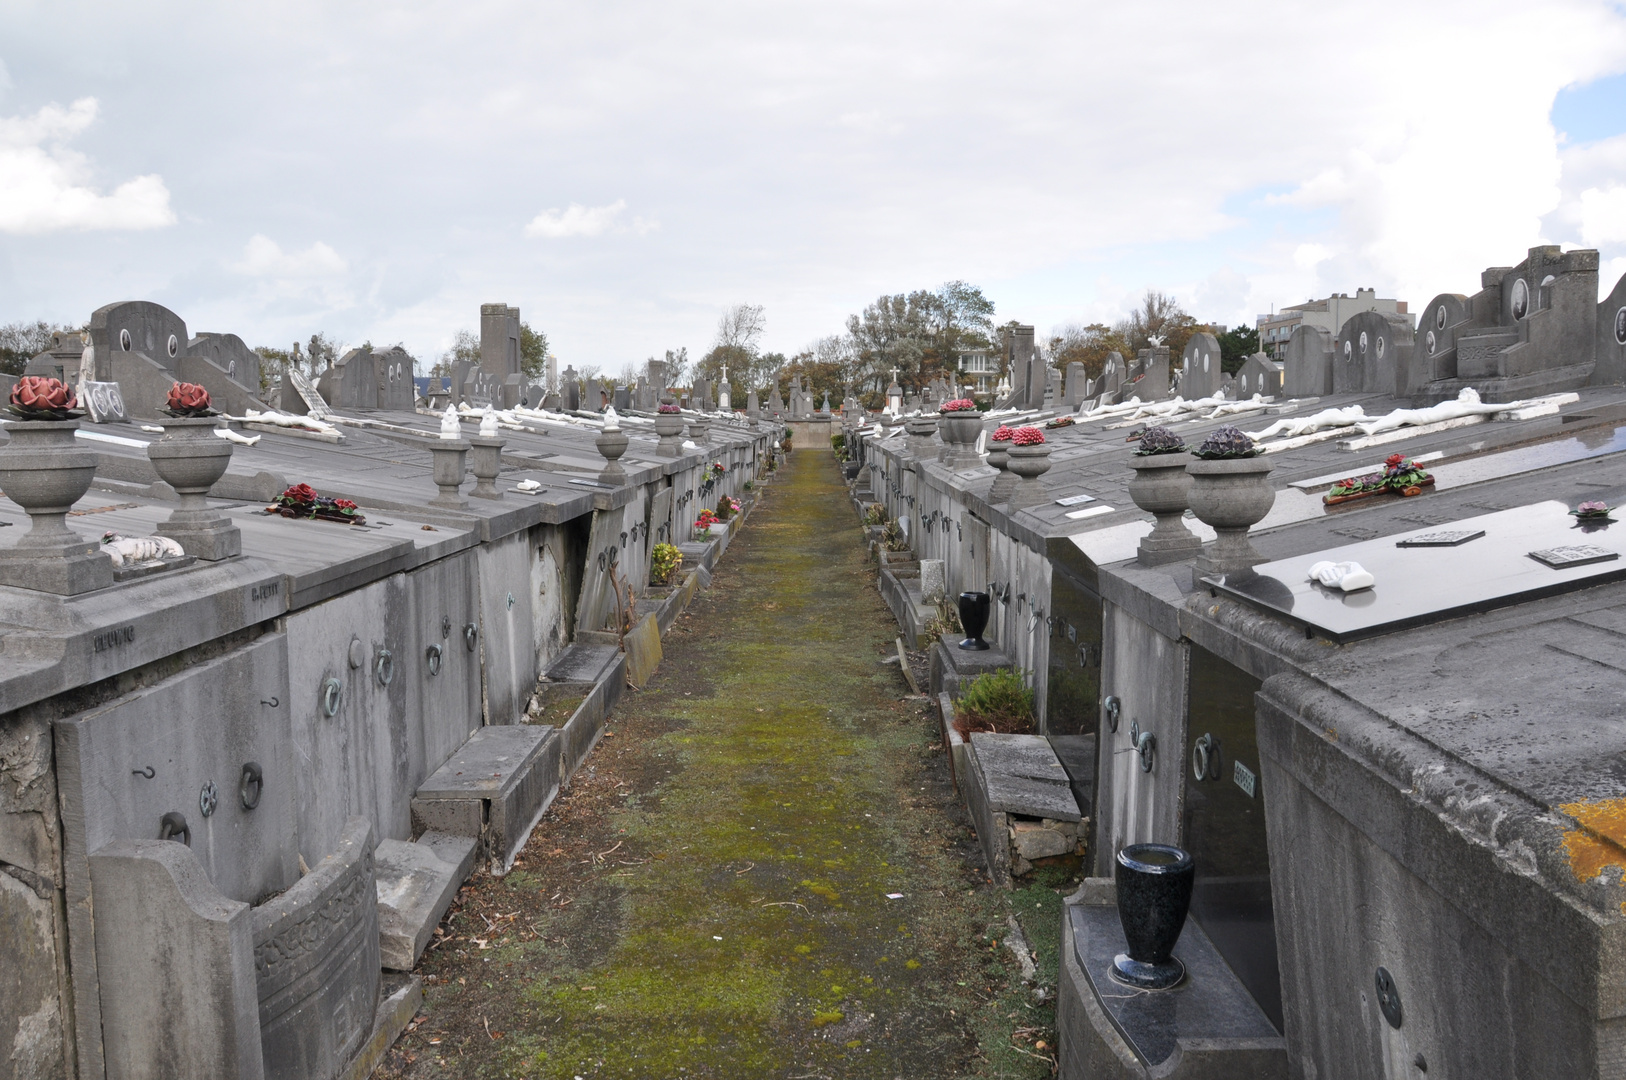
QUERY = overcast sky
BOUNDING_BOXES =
[2,0,1626,371]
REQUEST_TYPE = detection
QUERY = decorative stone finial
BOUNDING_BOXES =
[479,406,498,437]
[602,406,621,431]
[440,402,461,440]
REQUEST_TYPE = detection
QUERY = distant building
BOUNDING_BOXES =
[957,347,999,395]
[1257,287,1413,359]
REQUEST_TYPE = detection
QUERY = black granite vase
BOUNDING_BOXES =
[1112,843,1194,989]
[957,590,990,651]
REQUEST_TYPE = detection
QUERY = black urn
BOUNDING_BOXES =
[1112,843,1195,989]
[956,590,991,651]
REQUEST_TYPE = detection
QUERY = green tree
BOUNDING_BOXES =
[844,281,996,395]
[1047,323,1135,380]
[698,303,767,396]
[1217,325,1260,373]
[520,322,549,379]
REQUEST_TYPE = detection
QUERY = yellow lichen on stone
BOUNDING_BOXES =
[1558,798,1626,882]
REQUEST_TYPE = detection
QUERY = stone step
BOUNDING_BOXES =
[411,724,561,874]
[374,831,479,971]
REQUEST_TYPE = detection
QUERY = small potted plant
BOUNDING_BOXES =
[1005,427,1052,509]
[1186,426,1274,575]
[0,376,111,592]
[937,398,981,468]
[1127,426,1201,565]
[649,542,682,587]
[694,507,727,538]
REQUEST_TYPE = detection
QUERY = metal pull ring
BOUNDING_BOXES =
[426,643,443,677]
[1192,733,1221,782]
[1130,720,1156,773]
[375,648,394,686]
[240,762,263,810]
[464,623,478,652]
[321,677,342,717]
[1103,695,1121,733]
[159,811,190,846]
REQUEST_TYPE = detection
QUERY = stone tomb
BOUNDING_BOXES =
[962,732,1082,887]
[1181,331,1224,399]
[1333,310,1415,397]
[1236,352,1283,398]
[1283,324,1333,397]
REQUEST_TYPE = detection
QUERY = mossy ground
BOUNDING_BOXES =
[378,451,1066,1079]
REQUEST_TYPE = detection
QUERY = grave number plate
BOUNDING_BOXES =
[1054,493,1096,507]
[1528,544,1620,569]
[1233,759,1257,798]
[1396,530,1485,548]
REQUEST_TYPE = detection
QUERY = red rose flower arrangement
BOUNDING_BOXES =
[1010,426,1046,445]
[940,398,977,412]
[7,376,81,420]
[164,382,217,418]
[991,426,1014,442]
[268,483,366,524]
[658,403,682,414]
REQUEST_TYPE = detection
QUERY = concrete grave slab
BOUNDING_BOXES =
[374,831,478,971]
[968,732,1081,821]
[412,724,560,873]
[623,611,662,689]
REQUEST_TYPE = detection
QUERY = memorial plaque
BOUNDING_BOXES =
[1395,529,1484,548]
[82,381,128,424]
[287,367,329,414]
[1054,493,1096,507]
[1528,544,1619,570]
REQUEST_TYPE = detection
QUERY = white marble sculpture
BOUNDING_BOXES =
[1247,405,1368,442]
[238,409,343,438]
[440,402,461,440]
[1352,388,1506,436]
[479,406,499,437]
[101,532,184,567]
[601,406,620,431]
[1308,560,1374,592]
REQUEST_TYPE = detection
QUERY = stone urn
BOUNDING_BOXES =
[149,417,240,560]
[1127,452,1202,567]
[687,419,711,447]
[1113,843,1195,989]
[906,416,938,460]
[1186,456,1275,576]
[0,420,113,593]
[595,427,629,485]
[941,412,983,470]
[654,401,685,457]
[428,439,470,509]
[468,435,506,499]
[957,590,991,651]
[1005,443,1053,510]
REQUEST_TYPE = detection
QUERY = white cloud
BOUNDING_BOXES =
[523,199,657,239]
[1578,186,1626,245]
[231,234,348,278]
[0,97,175,234]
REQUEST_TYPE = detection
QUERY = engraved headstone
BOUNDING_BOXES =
[82,381,128,424]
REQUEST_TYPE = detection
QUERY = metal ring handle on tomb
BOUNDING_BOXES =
[1192,733,1219,782]
[1129,721,1156,774]
[159,811,191,846]
[441,615,451,639]
[198,780,218,818]
[1103,695,1121,733]
[375,649,395,687]
[426,644,443,677]
[464,623,479,652]
[321,677,343,718]
[240,762,263,810]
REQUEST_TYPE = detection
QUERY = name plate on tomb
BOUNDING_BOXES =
[1054,493,1096,507]
[1396,530,1485,548]
[1528,544,1620,570]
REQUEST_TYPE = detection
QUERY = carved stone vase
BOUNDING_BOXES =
[595,428,629,485]
[1126,452,1202,567]
[956,590,991,651]
[148,416,240,560]
[687,419,711,447]
[942,413,984,470]
[469,435,506,499]
[654,400,685,458]
[1005,443,1053,510]
[986,442,1015,503]
[1113,843,1195,989]
[0,419,112,593]
[1186,456,1275,576]
[429,439,470,508]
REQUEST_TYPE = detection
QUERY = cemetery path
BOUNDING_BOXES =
[381,449,1062,1080]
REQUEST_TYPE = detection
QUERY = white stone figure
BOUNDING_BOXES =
[77,333,95,397]
[1308,560,1374,592]
[1247,405,1368,442]
[514,479,542,493]
[601,406,620,431]
[479,405,499,437]
[440,402,461,440]
[1352,387,1505,436]
[101,532,184,567]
